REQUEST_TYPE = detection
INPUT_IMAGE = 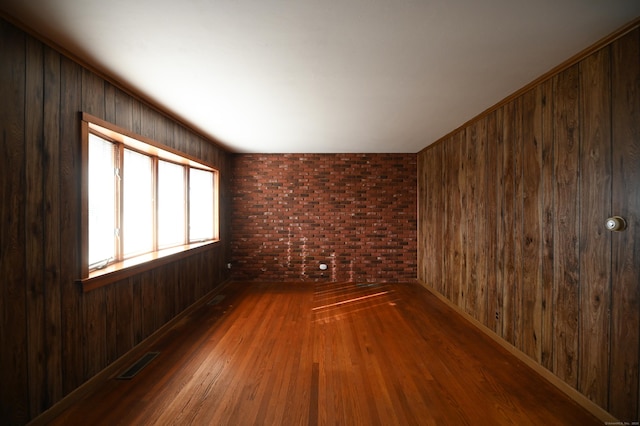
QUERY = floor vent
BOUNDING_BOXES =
[116,352,159,380]
[207,294,226,305]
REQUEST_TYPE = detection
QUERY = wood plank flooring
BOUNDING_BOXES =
[40,281,601,425]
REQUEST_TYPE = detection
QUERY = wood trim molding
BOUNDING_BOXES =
[79,241,219,292]
[82,112,217,170]
[419,15,640,154]
[418,281,619,424]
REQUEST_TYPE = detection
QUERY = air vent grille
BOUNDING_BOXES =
[116,352,159,380]
[207,294,226,305]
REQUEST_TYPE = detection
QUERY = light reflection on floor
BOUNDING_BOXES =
[312,282,399,323]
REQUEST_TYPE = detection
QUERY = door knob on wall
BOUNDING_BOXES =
[605,216,627,232]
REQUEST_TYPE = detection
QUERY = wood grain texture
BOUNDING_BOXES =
[417,152,428,284]
[430,144,443,293]
[610,28,640,422]
[43,45,63,408]
[552,64,580,389]
[512,96,524,351]
[0,17,233,423]
[486,109,503,335]
[452,132,466,307]
[417,25,640,421]
[493,107,506,339]
[540,79,555,372]
[115,87,134,130]
[474,116,488,326]
[36,281,602,426]
[105,81,116,123]
[0,18,29,425]
[464,124,477,317]
[521,87,543,363]
[441,137,453,301]
[501,100,516,345]
[59,55,84,396]
[578,46,612,408]
[25,35,47,419]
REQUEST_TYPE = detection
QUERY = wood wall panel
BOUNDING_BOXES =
[0,18,29,423]
[464,123,477,318]
[115,280,135,359]
[429,146,447,293]
[486,109,503,335]
[436,138,461,301]
[43,45,63,408]
[552,64,581,389]
[59,54,84,396]
[429,144,443,292]
[521,87,543,363]
[610,29,640,421]
[105,285,118,365]
[475,117,488,326]
[492,109,505,338]
[418,150,428,291]
[578,47,612,408]
[501,101,516,345]
[442,132,466,306]
[418,24,640,421]
[131,274,144,346]
[0,17,232,424]
[115,86,134,130]
[457,132,468,309]
[105,82,116,123]
[512,96,524,352]
[417,153,428,284]
[25,35,46,419]
[540,79,555,371]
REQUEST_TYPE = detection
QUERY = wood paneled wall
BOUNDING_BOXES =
[0,18,232,424]
[418,26,640,421]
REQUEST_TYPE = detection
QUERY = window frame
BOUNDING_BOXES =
[79,113,219,292]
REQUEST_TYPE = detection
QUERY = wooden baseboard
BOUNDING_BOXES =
[28,279,233,426]
[418,281,619,424]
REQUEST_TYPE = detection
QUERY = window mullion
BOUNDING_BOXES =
[184,166,190,245]
[153,156,159,252]
[116,143,124,263]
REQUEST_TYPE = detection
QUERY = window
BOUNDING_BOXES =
[81,113,219,288]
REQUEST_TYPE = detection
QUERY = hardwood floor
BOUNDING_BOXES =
[40,281,601,425]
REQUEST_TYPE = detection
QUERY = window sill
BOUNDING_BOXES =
[78,241,218,292]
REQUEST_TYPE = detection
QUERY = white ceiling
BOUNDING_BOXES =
[2,1,639,153]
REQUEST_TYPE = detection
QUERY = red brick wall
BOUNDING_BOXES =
[231,154,417,282]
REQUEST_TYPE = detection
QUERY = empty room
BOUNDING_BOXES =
[1,1,639,425]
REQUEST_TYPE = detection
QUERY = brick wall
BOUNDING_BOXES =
[231,154,417,282]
